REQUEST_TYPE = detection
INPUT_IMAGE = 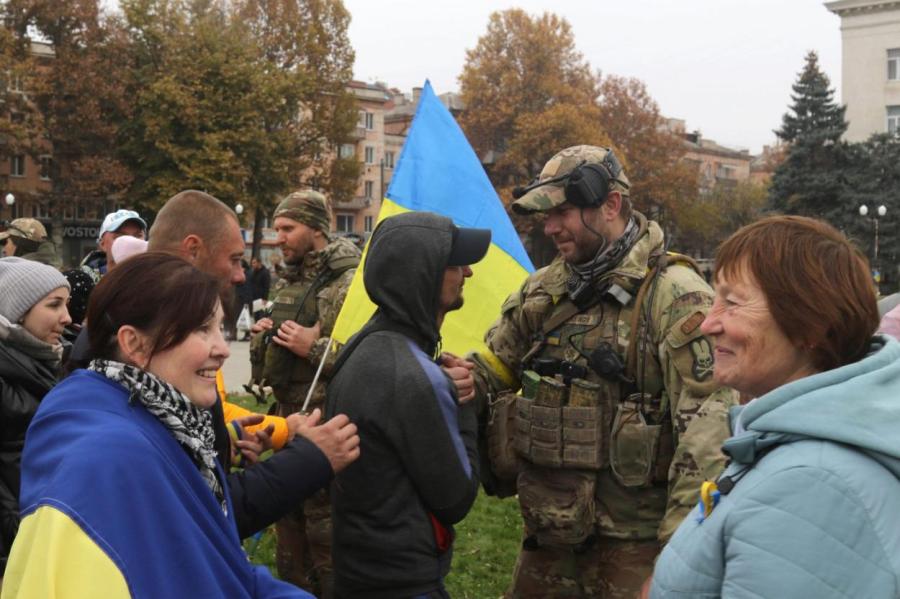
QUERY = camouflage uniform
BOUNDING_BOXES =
[0,218,62,269]
[250,191,360,599]
[469,146,736,599]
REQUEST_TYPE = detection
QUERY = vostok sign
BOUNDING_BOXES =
[63,225,100,239]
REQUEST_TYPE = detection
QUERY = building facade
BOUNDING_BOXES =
[826,0,900,141]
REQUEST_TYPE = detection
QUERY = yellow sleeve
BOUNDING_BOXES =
[216,370,290,450]
[2,506,130,598]
[222,400,290,451]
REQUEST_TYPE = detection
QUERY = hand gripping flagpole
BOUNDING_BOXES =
[301,336,333,414]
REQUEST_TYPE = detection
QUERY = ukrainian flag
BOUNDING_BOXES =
[331,81,534,355]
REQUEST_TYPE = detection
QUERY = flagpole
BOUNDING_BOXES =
[301,336,333,414]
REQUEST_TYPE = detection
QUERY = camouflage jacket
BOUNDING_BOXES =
[259,235,360,409]
[471,215,736,543]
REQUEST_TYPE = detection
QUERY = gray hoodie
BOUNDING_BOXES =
[327,212,479,599]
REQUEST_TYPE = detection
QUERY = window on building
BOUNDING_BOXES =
[889,49,900,81]
[10,154,24,177]
[28,202,48,218]
[336,214,354,233]
[357,111,375,130]
[5,71,23,94]
[887,105,900,134]
[384,151,395,169]
[364,215,374,233]
[39,156,51,180]
[339,144,355,159]
[364,180,374,199]
[716,164,736,179]
[364,146,375,164]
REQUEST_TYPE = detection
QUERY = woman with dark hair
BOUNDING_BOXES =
[648,216,900,598]
[2,252,310,598]
[0,257,70,587]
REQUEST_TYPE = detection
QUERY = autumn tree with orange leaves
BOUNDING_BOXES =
[459,9,703,263]
[459,9,609,194]
[597,75,696,224]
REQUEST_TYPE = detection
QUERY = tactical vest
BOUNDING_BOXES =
[512,253,699,546]
[261,256,357,406]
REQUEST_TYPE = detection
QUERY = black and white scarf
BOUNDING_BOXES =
[88,359,226,514]
[566,216,641,305]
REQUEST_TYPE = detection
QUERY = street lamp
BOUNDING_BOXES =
[235,203,244,215]
[5,193,14,220]
[859,204,887,288]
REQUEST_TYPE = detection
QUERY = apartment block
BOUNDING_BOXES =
[826,0,900,141]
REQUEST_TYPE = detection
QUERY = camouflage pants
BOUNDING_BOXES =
[275,488,333,598]
[507,536,659,598]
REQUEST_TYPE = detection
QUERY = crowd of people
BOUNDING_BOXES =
[0,142,897,599]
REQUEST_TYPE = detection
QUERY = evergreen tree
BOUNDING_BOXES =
[768,51,850,223]
[843,133,900,291]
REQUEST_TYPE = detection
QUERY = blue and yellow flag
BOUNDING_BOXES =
[331,81,534,355]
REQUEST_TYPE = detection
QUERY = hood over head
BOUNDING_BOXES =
[726,335,900,478]
[363,212,489,351]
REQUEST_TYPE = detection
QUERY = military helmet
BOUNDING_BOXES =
[511,145,631,215]
[0,218,48,242]
[273,190,332,233]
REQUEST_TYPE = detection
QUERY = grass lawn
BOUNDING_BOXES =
[228,393,521,597]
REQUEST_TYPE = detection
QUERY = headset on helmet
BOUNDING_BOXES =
[512,149,625,208]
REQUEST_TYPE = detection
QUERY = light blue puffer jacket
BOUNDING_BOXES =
[651,336,900,599]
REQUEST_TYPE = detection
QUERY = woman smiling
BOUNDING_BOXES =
[2,253,310,598]
[648,216,900,598]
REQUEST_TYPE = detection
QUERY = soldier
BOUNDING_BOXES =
[1,217,62,268]
[468,145,737,598]
[250,190,360,598]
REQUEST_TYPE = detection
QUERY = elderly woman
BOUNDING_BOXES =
[0,257,70,583]
[648,216,900,598]
[2,253,310,598]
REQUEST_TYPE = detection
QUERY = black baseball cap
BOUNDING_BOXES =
[447,225,491,267]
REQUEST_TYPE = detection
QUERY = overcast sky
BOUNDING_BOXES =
[344,0,843,154]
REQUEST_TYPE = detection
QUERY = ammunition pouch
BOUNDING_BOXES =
[518,467,597,548]
[609,394,667,488]
[486,391,521,483]
[515,377,609,470]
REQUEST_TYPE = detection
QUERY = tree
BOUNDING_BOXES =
[119,0,358,256]
[680,181,769,257]
[234,0,360,255]
[459,9,608,192]
[597,75,697,225]
[8,0,132,249]
[843,133,900,291]
[0,15,45,175]
[768,51,849,224]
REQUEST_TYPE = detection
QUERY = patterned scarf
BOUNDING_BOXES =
[566,216,641,306]
[88,359,226,514]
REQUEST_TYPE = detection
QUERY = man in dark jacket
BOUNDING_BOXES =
[326,212,489,598]
[249,257,271,318]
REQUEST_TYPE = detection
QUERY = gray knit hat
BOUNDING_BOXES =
[0,257,70,323]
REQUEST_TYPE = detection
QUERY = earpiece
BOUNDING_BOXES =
[513,149,626,208]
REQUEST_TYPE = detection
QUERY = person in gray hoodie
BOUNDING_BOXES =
[647,216,900,599]
[326,212,490,599]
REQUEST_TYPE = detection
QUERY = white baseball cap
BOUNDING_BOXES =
[98,209,147,242]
